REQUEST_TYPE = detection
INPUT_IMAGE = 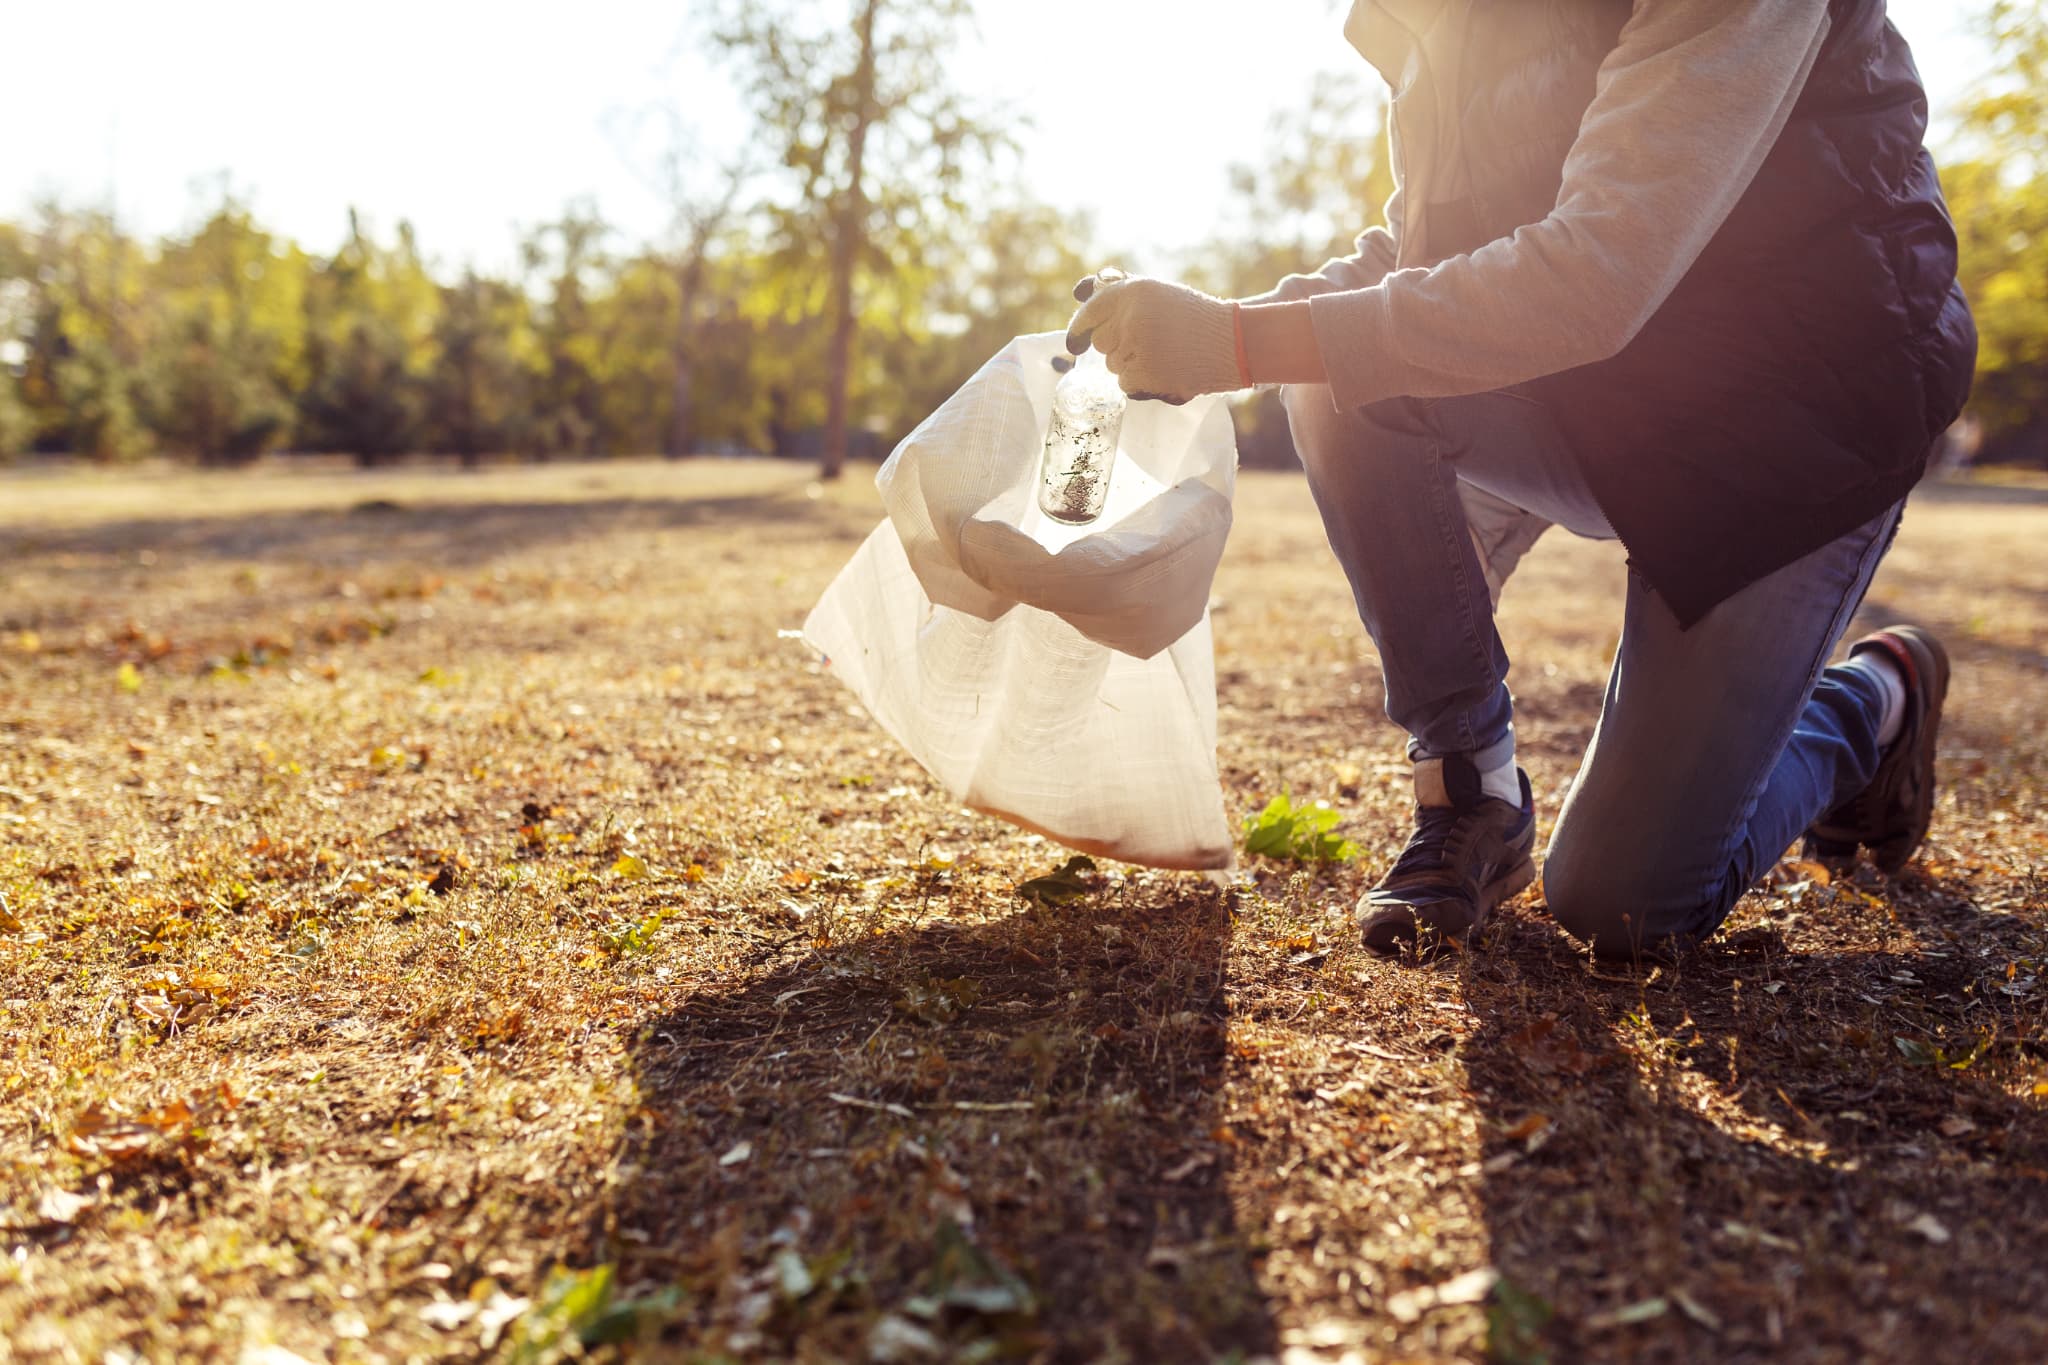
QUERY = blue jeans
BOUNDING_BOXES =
[1283,385,1902,956]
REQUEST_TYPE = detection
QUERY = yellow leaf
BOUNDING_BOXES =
[116,662,143,693]
[1784,859,1833,887]
[610,854,651,881]
[682,863,707,882]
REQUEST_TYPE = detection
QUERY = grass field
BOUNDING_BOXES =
[3,457,2045,1363]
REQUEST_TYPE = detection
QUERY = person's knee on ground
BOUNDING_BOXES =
[1539,825,1718,962]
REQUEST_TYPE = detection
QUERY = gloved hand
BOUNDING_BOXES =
[1064,269,1245,403]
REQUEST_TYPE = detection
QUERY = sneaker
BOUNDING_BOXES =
[1804,625,1950,875]
[1359,755,1537,958]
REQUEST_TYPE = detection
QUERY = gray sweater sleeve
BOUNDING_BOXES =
[1304,0,1832,410]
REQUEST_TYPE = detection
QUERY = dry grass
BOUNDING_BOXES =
[1,457,2044,1363]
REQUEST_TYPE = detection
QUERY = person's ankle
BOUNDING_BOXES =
[1842,649,1907,748]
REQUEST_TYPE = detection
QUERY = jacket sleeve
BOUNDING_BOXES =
[1304,0,1832,411]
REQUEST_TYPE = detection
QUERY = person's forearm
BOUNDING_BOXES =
[1239,300,1327,385]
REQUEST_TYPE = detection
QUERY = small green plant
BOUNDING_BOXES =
[508,1264,683,1362]
[1243,795,1358,864]
[592,912,666,960]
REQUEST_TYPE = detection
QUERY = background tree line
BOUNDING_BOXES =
[0,0,2043,473]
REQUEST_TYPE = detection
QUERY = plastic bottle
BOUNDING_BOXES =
[1037,349,1126,524]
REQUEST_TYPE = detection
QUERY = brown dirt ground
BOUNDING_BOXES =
[1,457,2044,1364]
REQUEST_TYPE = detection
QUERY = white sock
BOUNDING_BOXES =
[1842,651,1907,747]
[1479,752,1522,806]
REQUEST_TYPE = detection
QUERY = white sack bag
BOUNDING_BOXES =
[803,332,1238,870]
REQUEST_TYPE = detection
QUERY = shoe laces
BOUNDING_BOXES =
[1388,803,1471,880]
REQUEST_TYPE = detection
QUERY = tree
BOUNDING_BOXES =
[604,107,753,458]
[424,269,539,466]
[876,196,1096,440]
[713,0,1007,478]
[0,223,35,458]
[300,211,439,465]
[520,205,612,458]
[1943,0,2048,460]
[14,204,154,460]
[149,189,309,464]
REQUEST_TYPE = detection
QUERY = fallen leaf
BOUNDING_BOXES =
[36,1188,94,1224]
[419,1299,478,1330]
[1502,1113,1552,1142]
[610,853,651,881]
[720,1140,753,1167]
[1672,1288,1722,1331]
[1906,1212,1952,1244]
[476,1291,530,1350]
[1719,1220,1797,1251]
[828,1092,916,1120]
[1505,1014,1601,1076]
[1386,1267,1499,1323]
[1587,1297,1669,1330]
[1014,855,1098,907]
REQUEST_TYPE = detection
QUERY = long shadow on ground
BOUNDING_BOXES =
[0,488,854,573]
[1461,883,2048,1362]
[587,885,1278,1360]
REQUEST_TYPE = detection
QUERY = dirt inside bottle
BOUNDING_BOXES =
[1037,351,1125,525]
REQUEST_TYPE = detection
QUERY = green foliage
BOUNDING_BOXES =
[711,0,1011,473]
[148,193,307,463]
[300,211,439,465]
[1944,1,2048,450]
[1243,795,1359,865]
[425,270,539,463]
[0,371,31,460]
[508,1264,684,1362]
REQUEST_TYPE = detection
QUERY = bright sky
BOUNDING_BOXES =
[1,1,1982,278]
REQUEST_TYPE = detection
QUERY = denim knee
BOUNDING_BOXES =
[1540,841,1717,961]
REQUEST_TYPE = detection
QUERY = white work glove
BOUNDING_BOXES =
[1064,269,1245,404]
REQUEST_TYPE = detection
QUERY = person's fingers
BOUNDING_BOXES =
[1071,274,1096,304]
[1089,319,1125,361]
[1125,391,1192,406]
[1064,279,1128,355]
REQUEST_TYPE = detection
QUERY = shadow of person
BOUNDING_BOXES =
[1456,879,2048,1363]
[576,880,1279,1360]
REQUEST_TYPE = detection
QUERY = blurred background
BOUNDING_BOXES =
[0,0,2040,476]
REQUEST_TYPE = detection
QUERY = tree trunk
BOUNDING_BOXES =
[822,0,879,482]
[669,258,704,461]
